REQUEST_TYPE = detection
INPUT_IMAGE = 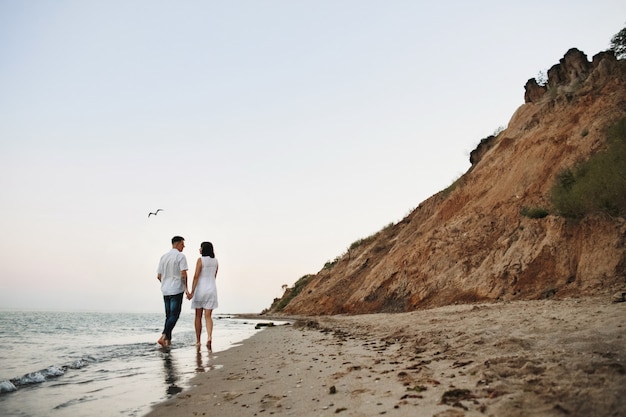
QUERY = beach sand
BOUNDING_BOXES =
[145,296,625,417]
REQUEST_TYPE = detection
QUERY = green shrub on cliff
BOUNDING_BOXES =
[551,119,626,218]
[610,25,626,59]
[520,206,549,219]
[273,274,313,311]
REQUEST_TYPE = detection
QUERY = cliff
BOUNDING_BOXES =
[269,48,626,315]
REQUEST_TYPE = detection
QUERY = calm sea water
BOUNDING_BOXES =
[0,310,278,417]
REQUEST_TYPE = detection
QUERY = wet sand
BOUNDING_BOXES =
[145,296,625,417]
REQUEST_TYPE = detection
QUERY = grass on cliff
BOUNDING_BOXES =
[271,274,313,312]
[520,206,549,219]
[551,119,626,218]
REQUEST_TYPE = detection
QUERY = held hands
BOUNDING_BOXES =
[186,290,193,300]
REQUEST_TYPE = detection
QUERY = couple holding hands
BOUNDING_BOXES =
[156,236,218,350]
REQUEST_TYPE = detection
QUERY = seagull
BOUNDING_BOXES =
[148,209,163,218]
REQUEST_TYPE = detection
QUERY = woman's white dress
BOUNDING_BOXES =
[191,256,218,310]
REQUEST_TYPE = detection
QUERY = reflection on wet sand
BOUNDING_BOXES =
[195,347,214,373]
[159,345,219,398]
[160,350,183,396]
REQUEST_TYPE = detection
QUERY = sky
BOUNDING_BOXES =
[1,1,624,314]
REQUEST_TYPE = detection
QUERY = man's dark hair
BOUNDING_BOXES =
[171,236,185,244]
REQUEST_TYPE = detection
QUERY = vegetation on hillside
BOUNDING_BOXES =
[610,25,626,59]
[268,274,313,312]
[550,119,626,218]
[520,206,549,219]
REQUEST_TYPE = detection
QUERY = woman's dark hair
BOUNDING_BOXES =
[200,241,215,258]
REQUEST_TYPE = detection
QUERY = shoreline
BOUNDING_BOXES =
[145,296,625,417]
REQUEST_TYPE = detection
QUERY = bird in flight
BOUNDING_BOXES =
[148,209,163,218]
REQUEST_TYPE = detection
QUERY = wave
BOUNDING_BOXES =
[0,359,92,394]
[0,341,154,395]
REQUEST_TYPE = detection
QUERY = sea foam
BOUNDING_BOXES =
[0,380,17,392]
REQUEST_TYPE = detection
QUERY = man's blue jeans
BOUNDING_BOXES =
[162,292,184,340]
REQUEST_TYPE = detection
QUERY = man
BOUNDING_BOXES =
[157,236,189,347]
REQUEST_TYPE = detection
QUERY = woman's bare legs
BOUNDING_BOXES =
[205,309,213,350]
[194,308,204,345]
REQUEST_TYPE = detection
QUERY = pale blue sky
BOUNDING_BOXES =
[1,1,624,313]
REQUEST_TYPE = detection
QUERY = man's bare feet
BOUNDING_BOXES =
[157,336,166,347]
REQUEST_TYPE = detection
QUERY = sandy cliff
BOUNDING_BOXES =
[270,48,626,315]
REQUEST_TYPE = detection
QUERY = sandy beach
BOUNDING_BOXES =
[145,296,625,417]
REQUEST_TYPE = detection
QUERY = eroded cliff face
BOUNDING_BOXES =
[271,49,626,315]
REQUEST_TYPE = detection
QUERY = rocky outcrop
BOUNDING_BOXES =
[469,135,496,166]
[523,78,546,103]
[270,49,626,316]
[524,48,625,104]
[547,48,591,89]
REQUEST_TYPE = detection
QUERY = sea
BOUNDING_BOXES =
[0,310,280,417]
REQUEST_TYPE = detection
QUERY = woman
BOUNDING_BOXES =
[188,241,219,350]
